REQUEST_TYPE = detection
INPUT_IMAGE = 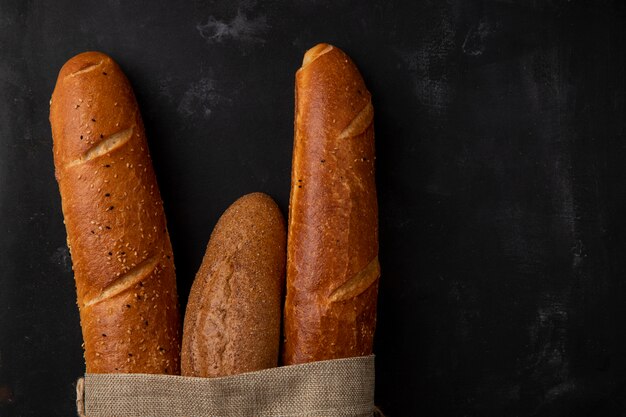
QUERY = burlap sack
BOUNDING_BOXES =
[76,355,382,417]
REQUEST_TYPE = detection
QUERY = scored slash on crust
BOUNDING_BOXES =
[337,102,374,140]
[66,126,134,168]
[66,61,105,78]
[83,255,159,308]
[328,256,380,303]
[300,44,334,69]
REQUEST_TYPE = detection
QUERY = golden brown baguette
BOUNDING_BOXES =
[181,193,286,377]
[50,51,181,374]
[283,44,380,365]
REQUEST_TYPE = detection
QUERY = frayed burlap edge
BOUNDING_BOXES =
[76,377,86,417]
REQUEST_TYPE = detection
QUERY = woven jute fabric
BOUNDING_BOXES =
[77,355,378,417]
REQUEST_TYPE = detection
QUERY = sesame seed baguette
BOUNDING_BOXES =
[181,193,286,377]
[283,44,380,364]
[50,51,181,374]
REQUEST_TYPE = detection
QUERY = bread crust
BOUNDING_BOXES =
[181,193,286,377]
[282,44,380,365]
[50,51,181,374]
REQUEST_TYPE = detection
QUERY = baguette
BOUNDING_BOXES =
[283,44,380,364]
[181,193,286,377]
[50,51,181,374]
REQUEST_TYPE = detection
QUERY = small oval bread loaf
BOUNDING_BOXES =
[181,193,286,377]
[50,51,181,374]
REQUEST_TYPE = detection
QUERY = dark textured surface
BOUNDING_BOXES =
[0,0,625,416]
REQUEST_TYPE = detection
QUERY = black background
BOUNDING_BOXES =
[1,0,626,416]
